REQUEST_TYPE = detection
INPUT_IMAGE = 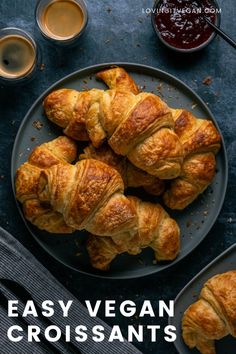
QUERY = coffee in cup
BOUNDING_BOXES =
[36,0,88,44]
[0,35,36,79]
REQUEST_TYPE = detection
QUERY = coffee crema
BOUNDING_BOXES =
[0,35,36,79]
[41,0,85,40]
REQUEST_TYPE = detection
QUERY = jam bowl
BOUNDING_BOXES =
[151,0,221,52]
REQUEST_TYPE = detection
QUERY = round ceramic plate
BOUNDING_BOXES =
[170,244,236,354]
[11,62,228,279]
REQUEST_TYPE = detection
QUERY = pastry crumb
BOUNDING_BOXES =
[202,76,213,85]
[40,63,45,71]
[186,221,191,228]
[33,120,43,130]
[139,85,146,91]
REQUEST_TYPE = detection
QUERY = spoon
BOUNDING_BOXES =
[195,0,236,49]
[204,17,236,49]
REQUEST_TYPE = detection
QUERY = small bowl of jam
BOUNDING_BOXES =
[152,0,221,52]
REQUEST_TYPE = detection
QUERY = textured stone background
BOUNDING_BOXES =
[0,1,235,353]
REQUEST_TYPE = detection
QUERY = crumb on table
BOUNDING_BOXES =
[40,63,45,71]
[202,76,213,85]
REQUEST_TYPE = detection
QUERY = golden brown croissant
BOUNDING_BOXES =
[87,196,180,270]
[43,67,136,141]
[163,109,221,209]
[96,66,139,94]
[80,143,165,196]
[44,68,183,179]
[38,159,137,237]
[15,136,77,233]
[182,270,236,354]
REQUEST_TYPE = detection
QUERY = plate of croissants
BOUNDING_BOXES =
[170,244,236,354]
[12,63,228,278]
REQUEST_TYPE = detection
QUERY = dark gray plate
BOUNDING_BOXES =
[11,62,228,279]
[170,244,236,354]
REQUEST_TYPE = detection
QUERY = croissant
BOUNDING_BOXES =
[97,71,221,209]
[87,196,180,270]
[95,71,222,209]
[96,66,140,94]
[38,159,137,237]
[80,143,165,196]
[15,136,77,233]
[182,270,236,354]
[43,68,138,141]
[163,109,221,209]
[44,68,183,179]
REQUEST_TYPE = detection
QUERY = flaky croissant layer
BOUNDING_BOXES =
[44,67,221,209]
[44,68,183,179]
[38,159,137,237]
[15,137,181,270]
[182,270,236,354]
[163,109,221,209]
[15,136,78,233]
[80,143,166,196]
[87,196,180,270]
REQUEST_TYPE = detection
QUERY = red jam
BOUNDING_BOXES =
[154,0,217,49]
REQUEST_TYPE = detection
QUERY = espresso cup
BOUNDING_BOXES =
[35,0,88,46]
[0,28,40,85]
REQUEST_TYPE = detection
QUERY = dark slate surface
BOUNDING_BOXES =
[0,1,235,353]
